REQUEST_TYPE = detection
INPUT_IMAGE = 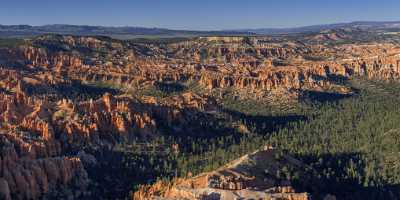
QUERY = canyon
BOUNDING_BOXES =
[0,31,400,199]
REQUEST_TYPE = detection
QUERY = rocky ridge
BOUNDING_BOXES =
[133,147,309,200]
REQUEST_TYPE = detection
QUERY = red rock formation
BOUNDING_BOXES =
[2,35,400,199]
[0,132,88,200]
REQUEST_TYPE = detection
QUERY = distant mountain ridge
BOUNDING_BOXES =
[232,21,400,34]
[1,21,400,39]
[0,24,253,39]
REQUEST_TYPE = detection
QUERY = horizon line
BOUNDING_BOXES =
[1,20,400,32]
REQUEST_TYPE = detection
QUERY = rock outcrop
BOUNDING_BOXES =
[133,148,309,200]
[0,132,88,200]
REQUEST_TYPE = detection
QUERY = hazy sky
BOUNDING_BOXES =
[1,0,399,30]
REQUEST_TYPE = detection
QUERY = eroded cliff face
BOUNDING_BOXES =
[0,68,220,199]
[0,68,218,140]
[16,37,400,99]
[0,131,88,200]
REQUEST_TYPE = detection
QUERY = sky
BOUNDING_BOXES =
[1,0,400,30]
